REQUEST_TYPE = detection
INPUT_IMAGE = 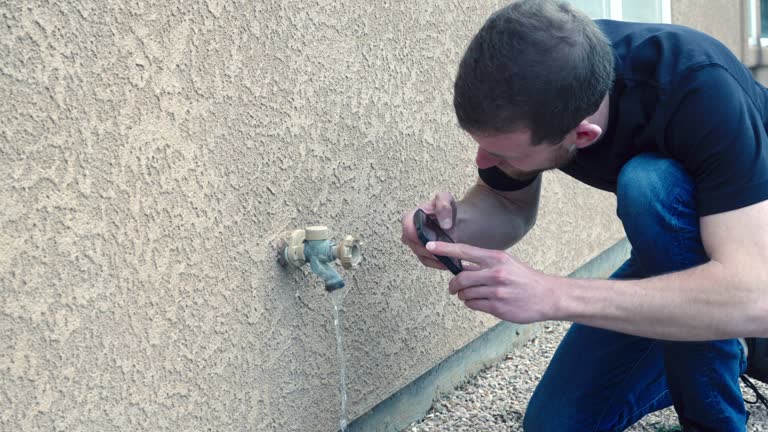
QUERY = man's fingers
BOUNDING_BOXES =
[406,239,448,270]
[419,256,448,270]
[418,201,436,214]
[427,241,504,266]
[463,299,497,315]
[456,286,498,301]
[432,192,457,229]
[402,236,434,258]
[400,208,429,248]
[448,268,495,294]
[462,262,483,271]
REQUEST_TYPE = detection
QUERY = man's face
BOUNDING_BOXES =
[471,130,577,180]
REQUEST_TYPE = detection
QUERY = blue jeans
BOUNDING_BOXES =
[523,154,748,431]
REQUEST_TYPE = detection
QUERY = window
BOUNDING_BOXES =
[567,0,671,23]
[748,0,768,45]
[762,0,768,37]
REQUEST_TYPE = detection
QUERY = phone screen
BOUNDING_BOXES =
[413,209,463,274]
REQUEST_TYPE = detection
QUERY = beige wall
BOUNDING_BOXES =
[3,1,639,431]
[671,0,745,58]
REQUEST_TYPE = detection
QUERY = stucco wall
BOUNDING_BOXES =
[671,0,744,57]
[1,1,626,431]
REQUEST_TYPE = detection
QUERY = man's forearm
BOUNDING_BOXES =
[455,182,539,250]
[555,260,768,340]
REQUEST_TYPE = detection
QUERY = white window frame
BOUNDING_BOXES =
[748,0,767,46]
[661,0,672,24]
[609,0,623,20]
[608,0,672,23]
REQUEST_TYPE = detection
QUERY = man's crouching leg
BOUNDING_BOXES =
[615,153,748,431]
[524,153,747,431]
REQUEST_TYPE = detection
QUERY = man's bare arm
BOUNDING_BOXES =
[556,200,768,340]
[455,175,541,250]
[429,198,768,339]
[401,174,540,272]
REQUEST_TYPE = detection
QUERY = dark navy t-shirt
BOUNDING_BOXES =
[479,20,768,216]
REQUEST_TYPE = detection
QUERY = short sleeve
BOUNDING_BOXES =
[478,166,539,191]
[661,66,768,216]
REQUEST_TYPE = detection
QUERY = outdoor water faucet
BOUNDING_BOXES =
[278,226,362,291]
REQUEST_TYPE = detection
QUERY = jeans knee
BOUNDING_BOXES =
[522,397,544,432]
[616,153,693,223]
[523,391,565,432]
[616,154,707,274]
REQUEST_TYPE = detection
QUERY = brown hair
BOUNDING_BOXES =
[454,0,614,144]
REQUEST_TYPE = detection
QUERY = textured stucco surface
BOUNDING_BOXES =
[671,0,743,56]
[1,1,626,431]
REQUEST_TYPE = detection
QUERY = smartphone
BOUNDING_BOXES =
[413,209,463,275]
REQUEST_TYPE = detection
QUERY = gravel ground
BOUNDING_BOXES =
[405,321,768,431]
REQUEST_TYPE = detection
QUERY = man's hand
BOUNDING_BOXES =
[426,240,557,324]
[401,177,540,271]
[400,192,459,271]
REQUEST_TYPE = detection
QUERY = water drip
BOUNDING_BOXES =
[330,289,349,432]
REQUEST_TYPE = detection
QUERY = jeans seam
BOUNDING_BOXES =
[593,340,660,432]
[669,172,692,269]
[617,389,670,431]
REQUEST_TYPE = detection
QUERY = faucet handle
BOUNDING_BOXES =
[336,235,363,269]
[305,226,329,241]
[284,229,306,268]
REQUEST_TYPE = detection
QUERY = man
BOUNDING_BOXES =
[400,1,768,430]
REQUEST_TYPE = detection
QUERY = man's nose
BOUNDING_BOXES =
[475,149,502,169]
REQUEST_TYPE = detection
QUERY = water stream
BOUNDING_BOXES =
[329,289,348,432]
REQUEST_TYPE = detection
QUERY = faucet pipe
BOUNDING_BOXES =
[280,226,361,292]
[305,239,345,291]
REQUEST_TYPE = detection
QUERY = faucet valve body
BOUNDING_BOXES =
[280,226,362,291]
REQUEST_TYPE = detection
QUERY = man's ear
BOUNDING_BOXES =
[570,120,603,148]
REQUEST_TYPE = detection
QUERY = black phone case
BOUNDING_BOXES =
[413,210,463,275]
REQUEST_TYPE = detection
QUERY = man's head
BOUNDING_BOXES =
[454,0,614,176]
